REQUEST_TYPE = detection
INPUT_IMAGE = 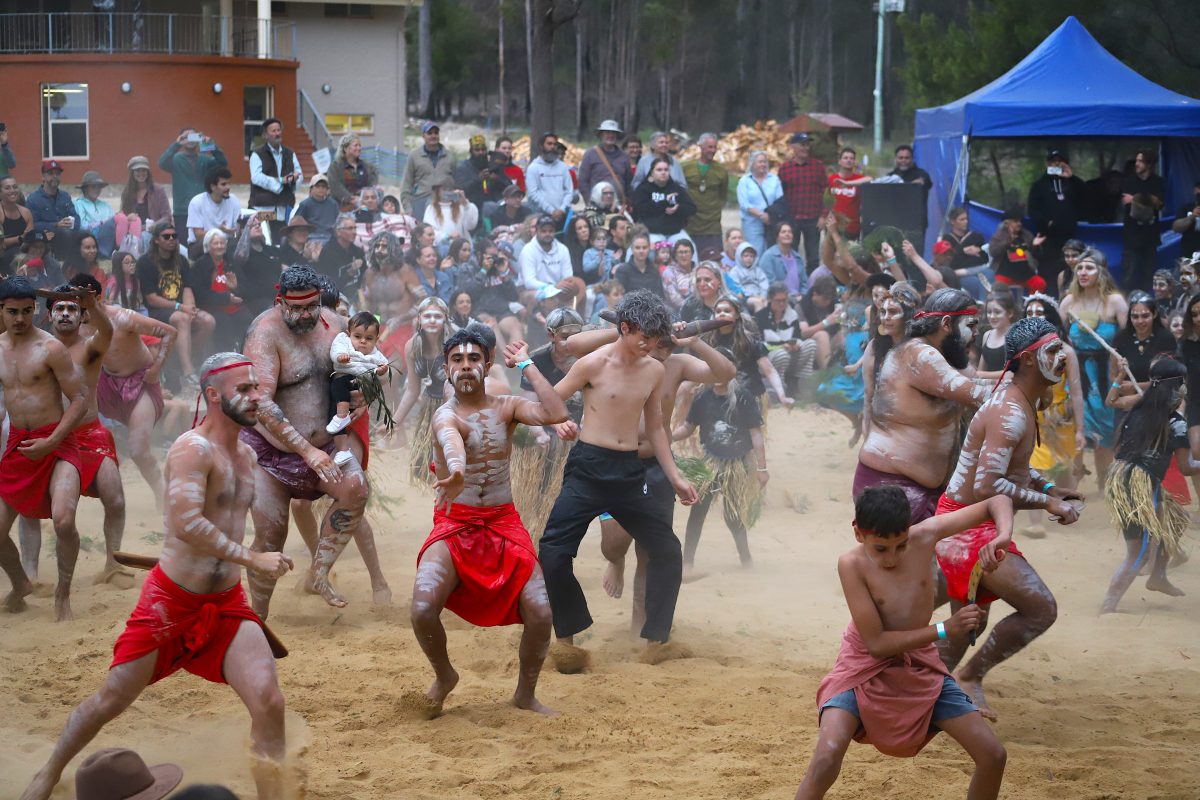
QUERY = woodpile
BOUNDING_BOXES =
[511,135,586,167]
[676,120,793,173]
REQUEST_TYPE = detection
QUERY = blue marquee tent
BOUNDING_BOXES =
[913,16,1200,275]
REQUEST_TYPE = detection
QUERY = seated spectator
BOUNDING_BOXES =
[326,133,378,209]
[63,231,107,285]
[355,185,383,226]
[583,181,628,231]
[796,273,844,370]
[26,159,79,259]
[13,229,64,289]
[653,240,673,272]
[519,214,582,304]
[186,165,240,248]
[582,226,616,284]
[423,178,479,246]
[382,194,402,215]
[190,228,251,349]
[488,183,531,234]
[590,279,625,325]
[317,212,366,293]
[632,157,696,242]
[473,243,524,346]
[720,227,742,271]
[75,170,117,257]
[277,214,316,267]
[564,215,592,280]
[616,232,666,299]
[296,174,340,243]
[449,287,481,331]
[0,174,32,273]
[990,207,1045,293]
[729,241,769,311]
[757,221,808,297]
[494,135,527,193]
[408,241,453,303]
[606,215,632,262]
[115,155,171,257]
[136,219,215,382]
[680,261,727,322]
[227,214,283,316]
[754,282,813,397]
[661,238,698,312]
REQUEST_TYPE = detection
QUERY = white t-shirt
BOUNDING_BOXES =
[186,192,242,244]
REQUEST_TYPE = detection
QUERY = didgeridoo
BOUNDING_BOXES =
[35,288,91,303]
[114,552,289,659]
[597,309,727,338]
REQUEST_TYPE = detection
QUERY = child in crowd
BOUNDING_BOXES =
[730,241,768,311]
[590,280,625,326]
[583,227,616,283]
[653,240,673,272]
[327,311,390,467]
[793,485,1010,799]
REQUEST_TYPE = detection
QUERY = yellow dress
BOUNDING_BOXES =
[1028,377,1078,478]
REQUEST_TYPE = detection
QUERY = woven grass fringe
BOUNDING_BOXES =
[511,430,572,545]
[407,398,437,490]
[690,456,764,530]
[1104,461,1188,558]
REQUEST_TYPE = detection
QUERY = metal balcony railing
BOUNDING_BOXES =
[0,12,297,60]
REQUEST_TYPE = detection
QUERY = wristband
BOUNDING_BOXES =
[175,302,180,311]
[886,257,898,265]
[516,359,533,370]
[935,621,947,640]
[756,467,768,472]
[1042,481,1055,493]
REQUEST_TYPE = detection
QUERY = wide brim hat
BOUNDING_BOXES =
[79,170,108,188]
[281,214,315,232]
[596,119,624,135]
[74,748,183,800]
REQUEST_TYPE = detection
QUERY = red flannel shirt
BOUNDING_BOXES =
[778,158,827,221]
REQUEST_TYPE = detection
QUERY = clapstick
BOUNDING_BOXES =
[36,288,91,303]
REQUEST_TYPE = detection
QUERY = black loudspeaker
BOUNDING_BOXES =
[859,182,926,240]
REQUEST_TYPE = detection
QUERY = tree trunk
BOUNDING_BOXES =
[525,0,535,122]
[575,9,586,139]
[530,0,557,135]
[499,0,507,133]
[418,0,434,117]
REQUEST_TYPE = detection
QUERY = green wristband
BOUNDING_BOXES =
[516,359,533,370]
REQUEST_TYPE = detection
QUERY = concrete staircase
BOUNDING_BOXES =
[291,124,319,176]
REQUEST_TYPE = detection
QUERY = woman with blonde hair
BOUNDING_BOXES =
[326,133,378,209]
[423,178,479,247]
[393,296,453,484]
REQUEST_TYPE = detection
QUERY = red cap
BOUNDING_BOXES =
[933,240,953,256]
[41,159,63,173]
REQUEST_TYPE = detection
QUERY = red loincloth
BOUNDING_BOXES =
[110,565,262,684]
[378,322,414,366]
[417,502,537,627]
[816,622,950,757]
[933,494,1024,605]
[97,366,165,426]
[0,419,118,519]
[1163,459,1192,505]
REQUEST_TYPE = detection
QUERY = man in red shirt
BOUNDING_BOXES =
[829,147,870,239]
[777,133,827,269]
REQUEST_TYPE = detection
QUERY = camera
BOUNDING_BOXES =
[187,132,203,143]
[1046,166,1063,176]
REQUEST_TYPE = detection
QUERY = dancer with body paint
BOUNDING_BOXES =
[409,327,568,717]
[934,317,1083,720]
[241,266,390,615]
[20,355,296,800]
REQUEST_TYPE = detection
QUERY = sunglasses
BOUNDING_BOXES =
[159,232,177,240]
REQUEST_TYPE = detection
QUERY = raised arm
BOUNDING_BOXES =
[565,326,619,357]
[117,309,177,382]
[673,336,736,383]
[505,340,568,426]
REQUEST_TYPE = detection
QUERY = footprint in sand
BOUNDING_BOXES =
[397,690,443,720]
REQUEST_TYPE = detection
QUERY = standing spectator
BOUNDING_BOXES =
[777,133,826,267]
[578,119,632,206]
[295,174,340,243]
[494,135,527,193]
[1120,149,1167,292]
[115,155,171,255]
[989,208,1045,293]
[158,127,227,235]
[185,166,240,248]
[317,212,366,293]
[632,157,696,242]
[136,220,214,381]
[1027,148,1085,295]
[423,178,479,246]
[458,140,511,212]
[624,136,643,168]
[400,121,456,220]
[889,144,932,247]
[1171,179,1200,261]
[525,132,575,226]
[26,159,79,257]
[74,170,117,257]
[0,175,32,273]
[519,214,581,301]
[0,124,15,179]
[249,117,302,224]
[683,133,729,256]
[757,221,808,297]
[453,134,492,192]
[828,147,869,238]
[737,152,782,254]
[615,231,665,298]
[326,133,378,210]
[632,131,687,189]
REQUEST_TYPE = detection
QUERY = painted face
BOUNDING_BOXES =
[1171,315,1184,339]
[1026,301,1046,319]
[1181,264,1197,289]
[956,314,978,343]
[280,291,321,334]
[620,326,659,357]
[349,324,379,354]
[985,301,1009,330]
[1075,258,1098,288]
[858,528,909,570]
[51,300,82,333]
[695,270,719,297]
[446,342,488,391]
[879,298,904,336]
[1035,337,1067,383]
[420,308,446,333]
[1129,303,1154,335]
[1153,277,1171,299]
[218,366,261,427]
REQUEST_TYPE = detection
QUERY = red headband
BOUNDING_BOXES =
[192,360,254,428]
[992,331,1060,391]
[913,306,978,319]
[275,288,330,327]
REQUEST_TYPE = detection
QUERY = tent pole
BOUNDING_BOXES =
[939,134,970,240]
[873,3,884,155]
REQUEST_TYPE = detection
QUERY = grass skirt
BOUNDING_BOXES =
[681,454,764,530]
[510,427,572,544]
[407,398,437,490]
[1104,461,1188,557]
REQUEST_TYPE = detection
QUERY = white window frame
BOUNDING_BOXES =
[243,85,275,156]
[41,82,90,161]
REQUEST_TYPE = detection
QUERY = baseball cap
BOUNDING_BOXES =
[127,155,151,171]
[421,121,440,134]
[41,159,63,173]
[502,184,524,198]
[308,173,329,188]
[537,285,563,302]
[933,240,953,256]
[536,214,557,229]
[788,133,812,144]
[1046,147,1068,163]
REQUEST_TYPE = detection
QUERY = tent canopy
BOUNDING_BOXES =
[913,16,1200,262]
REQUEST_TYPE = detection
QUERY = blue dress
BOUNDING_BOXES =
[816,300,870,415]
[1069,316,1118,449]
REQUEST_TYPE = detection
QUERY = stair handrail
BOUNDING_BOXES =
[297,88,335,168]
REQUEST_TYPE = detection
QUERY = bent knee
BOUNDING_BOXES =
[52,508,79,535]
[974,741,1007,772]
[1031,594,1058,630]
[253,686,286,721]
[410,599,441,627]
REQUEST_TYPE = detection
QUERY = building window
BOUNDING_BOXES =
[243,85,275,155]
[324,4,373,18]
[325,114,375,136]
[41,83,89,159]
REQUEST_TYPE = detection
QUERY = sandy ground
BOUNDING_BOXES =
[3,404,1200,800]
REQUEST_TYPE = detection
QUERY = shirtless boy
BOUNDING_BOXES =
[538,290,698,662]
[0,278,93,620]
[242,266,390,615]
[855,288,990,522]
[934,317,1083,720]
[411,328,568,716]
[793,486,1010,800]
[20,354,294,800]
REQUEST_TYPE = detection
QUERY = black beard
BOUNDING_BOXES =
[942,330,970,370]
[220,396,257,427]
[283,314,317,334]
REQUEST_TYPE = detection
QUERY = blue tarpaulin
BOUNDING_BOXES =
[913,16,1200,275]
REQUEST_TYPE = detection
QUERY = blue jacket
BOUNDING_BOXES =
[26,187,79,234]
[757,243,808,294]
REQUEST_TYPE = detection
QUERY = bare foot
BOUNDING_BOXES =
[513,691,559,716]
[309,572,348,608]
[602,558,624,599]
[1021,525,1046,540]
[54,592,74,622]
[549,642,590,674]
[4,580,33,613]
[639,640,693,665]
[302,565,321,595]
[956,675,997,721]
[681,565,708,583]
[398,690,444,720]
[1146,576,1186,597]
[1099,595,1120,614]
[93,565,136,589]
[18,768,57,800]
[372,583,393,606]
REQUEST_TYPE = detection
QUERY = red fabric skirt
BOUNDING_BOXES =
[111,565,262,685]
[418,502,537,627]
[1163,459,1192,505]
[378,323,414,366]
[0,419,118,519]
[97,366,165,426]
[933,494,1024,605]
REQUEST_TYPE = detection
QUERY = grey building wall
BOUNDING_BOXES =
[280,4,409,152]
